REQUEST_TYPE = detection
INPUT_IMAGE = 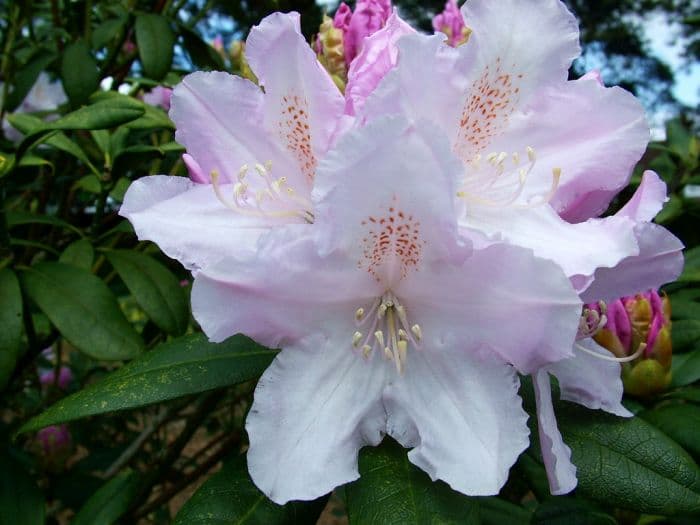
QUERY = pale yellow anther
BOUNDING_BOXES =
[233,182,247,198]
[552,167,562,181]
[255,163,267,176]
[352,331,363,348]
[384,347,393,360]
[512,152,520,165]
[264,160,273,172]
[398,328,408,341]
[374,330,385,347]
[411,324,422,341]
[496,152,507,165]
[237,164,248,180]
[355,308,365,321]
[210,169,220,183]
[378,304,387,318]
[362,345,372,358]
[526,146,536,162]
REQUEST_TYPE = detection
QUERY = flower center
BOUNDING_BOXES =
[210,161,314,223]
[457,146,561,209]
[351,291,422,374]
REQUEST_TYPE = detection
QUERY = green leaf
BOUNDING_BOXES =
[180,25,225,70]
[135,14,175,80]
[92,16,127,49]
[555,402,700,515]
[61,39,101,106]
[17,334,275,433]
[640,403,700,459]
[0,451,46,525]
[531,498,616,525]
[106,250,188,335]
[71,470,141,525]
[673,349,700,387]
[0,269,23,389]
[21,262,143,361]
[7,211,83,236]
[59,239,94,271]
[173,455,327,525]
[5,50,57,111]
[656,193,684,224]
[345,439,480,524]
[478,497,530,525]
[672,320,700,351]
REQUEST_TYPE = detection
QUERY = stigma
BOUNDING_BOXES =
[351,291,422,374]
[210,161,314,223]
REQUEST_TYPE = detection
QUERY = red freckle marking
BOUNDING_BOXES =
[279,93,317,182]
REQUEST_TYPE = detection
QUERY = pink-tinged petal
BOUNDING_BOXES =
[449,0,579,160]
[343,0,392,65]
[314,116,466,274]
[580,69,603,85]
[192,226,379,348]
[533,369,577,495]
[360,33,465,135]
[345,12,415,116]
[485,76,649,220]
[247,333,388,504]
[580,223,684,304]
[182,153,207,184]
[170,72,294,184]
[547,340,631,417]
[246,12,345,184]
[119,176,272,270]
[398,241,581,373]
[462,204,639,278]
[617,171,668,222]
[460,0,579,100]
[383,348,529,495]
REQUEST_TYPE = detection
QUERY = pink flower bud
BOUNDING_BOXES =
[143,86,173,111]
[433,0,471,47]
[36,425,73,471]
[592,290,672,397]
[333,0,392,66]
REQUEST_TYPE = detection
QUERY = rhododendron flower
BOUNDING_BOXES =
[433,0,471,46]
[1,72,67,141]
[191,116,583,503]
[121,12,345,270]
[333,0,392,66]
[143,86,173,111]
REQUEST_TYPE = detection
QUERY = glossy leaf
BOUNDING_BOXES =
[640,403,700,459]
[71,470,141,525]
[106,250,188,335]
[531,498,616,525]
[17,334,276,433]
[478,497,530,525]
[673,350,700,387]
[345,439,480,525]
[60,239,94,271]
[60,39,100,106]
[0,451,45,525]
[555,402,700,515]
[21,262,143,361]
[672,320,700,351]
[135,14,175,80]
[0,269,23,389]
[173,455,326,525]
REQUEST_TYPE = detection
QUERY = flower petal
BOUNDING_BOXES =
[313,116,466,272]
[398,241,581,373]
[345,11,415,116]
[533,369,577,495]
[617,171,669,222]
[246,333,388,504]
[547,340,632,417]
[488,76,649,220]
[383,348,529,495]
[246,12,345,184]
[462,204,639,278]
[579,222,684,304]
[119,176,270,270]
[170,71,294,185]
[192,226,379,347]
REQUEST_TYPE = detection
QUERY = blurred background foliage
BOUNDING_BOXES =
[0,0,699,524]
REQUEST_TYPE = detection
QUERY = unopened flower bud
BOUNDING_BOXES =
[229,41,258,84]
[592,290,672,397]
[333,0,392,66]
[35,425,73,472]
[433,0,472,47]
[39,366,73,391]
[314,15,348,91]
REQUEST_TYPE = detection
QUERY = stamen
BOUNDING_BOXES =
[575,341,646,363]
[209,161,314,223]
[351,292,421,373]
